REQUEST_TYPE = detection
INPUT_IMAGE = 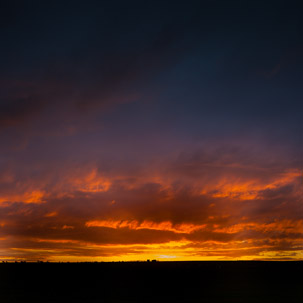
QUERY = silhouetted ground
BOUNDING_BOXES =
[0,261,302,302]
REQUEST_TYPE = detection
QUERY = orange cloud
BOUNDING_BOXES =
[85,219,206,234]
[62,225,74,229]
[45,211,58,217]
[70,169,111,193]
[213,219,303,234]
[0,190,45,204]
[200,170,301,200]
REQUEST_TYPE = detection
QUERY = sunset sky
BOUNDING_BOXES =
[0,0,302,261]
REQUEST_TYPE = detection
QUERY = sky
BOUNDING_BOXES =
[0,0,302,261]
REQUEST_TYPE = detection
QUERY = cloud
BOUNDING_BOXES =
[0,154,301,261]
[0,96,44,129]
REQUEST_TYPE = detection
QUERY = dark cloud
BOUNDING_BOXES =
[0,96,44,128]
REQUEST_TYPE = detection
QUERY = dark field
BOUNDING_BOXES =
[0,261,302,303]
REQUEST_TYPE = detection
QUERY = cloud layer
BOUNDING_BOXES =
[1,147,302,261]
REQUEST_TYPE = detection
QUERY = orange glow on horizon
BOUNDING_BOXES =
[2,238,302,262]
